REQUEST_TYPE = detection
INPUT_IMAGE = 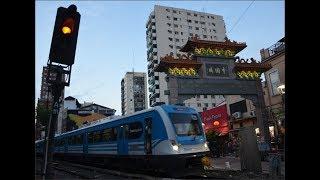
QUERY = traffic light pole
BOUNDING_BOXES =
[43,67,64,178]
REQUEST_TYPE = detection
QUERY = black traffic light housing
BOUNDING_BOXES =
[49,5,80,66]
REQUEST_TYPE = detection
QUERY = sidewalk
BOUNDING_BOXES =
[210,156,285,176]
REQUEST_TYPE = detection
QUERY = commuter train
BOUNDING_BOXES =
[36,105,210,176]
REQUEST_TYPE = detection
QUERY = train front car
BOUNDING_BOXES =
[154,105,210,177]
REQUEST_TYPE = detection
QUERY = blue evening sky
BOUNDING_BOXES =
[36,1,284,115]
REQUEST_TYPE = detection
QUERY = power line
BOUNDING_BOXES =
[227,0,255,35]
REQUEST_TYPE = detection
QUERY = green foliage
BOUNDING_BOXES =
[205,129,219,143]
[36,103,52,127]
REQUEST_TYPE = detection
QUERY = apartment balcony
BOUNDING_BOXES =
[261,37,285,61]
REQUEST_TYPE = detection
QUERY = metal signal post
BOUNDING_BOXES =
[41,4,80,178]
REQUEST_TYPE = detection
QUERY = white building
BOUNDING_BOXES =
[121,72,148,115]
[146,5,227,108]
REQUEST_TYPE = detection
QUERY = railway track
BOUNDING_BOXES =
[37,158,233,179]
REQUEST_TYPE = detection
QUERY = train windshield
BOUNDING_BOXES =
[170,113,202,136]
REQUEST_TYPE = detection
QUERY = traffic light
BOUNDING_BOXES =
[49,5,80,66]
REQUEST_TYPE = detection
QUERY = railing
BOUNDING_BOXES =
[261,39,285,60]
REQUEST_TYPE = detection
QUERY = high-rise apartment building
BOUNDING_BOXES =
[146,5,227,108]
[37,66,65,134]
[121,72,148,115]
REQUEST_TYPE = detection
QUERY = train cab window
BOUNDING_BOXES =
[126,122,143,140]
[170,113,202,136]
[102,128,117,142]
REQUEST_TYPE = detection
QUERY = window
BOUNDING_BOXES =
[196,95,200,99]
[203,35,207,38]
[174,24,178,28]
[212,23,216,26]
[126,122,143,139]
[170,113,202,136]
[170,52,173,56]
[213,29,216,33]
[87,132,93,144]
[173,17,177,21]
[187,12,191,15]
[181,32,183,35]
[195,20,198,24]
[175,31,179,34]
[168,30,172,34]
[212,103,216,107]
[195,34,198,37]
[177,53,181,57]
[200,21,205,25]
[167,16,170,20]
[189,26,192,30]
[176,46,181,49]
[201,15,204,18]
[175,38,179,42]
[181,39,184,42]
[173,10,177,13]
[269,69,280,95]
[211,16,215,19]
[166,9,170,12]
[187,19,192,23]
[207,16,210,18]
[167,23,171,27]
[155,76,159,80]
[75,134,83,144]
[168,37,173,41]
[189,33,193,36]
[194,13,197,17]
[93,131,101,143]
[204,103,208,107]
[202,28,207,32]
[210,36,213,39]
[101,128,117,141]
[169,45,173,49]
[204,95,207,98]
[209,29,211,32]
[197,103,201,107]
[195,27,199,30]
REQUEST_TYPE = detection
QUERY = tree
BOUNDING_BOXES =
[36,102,52,127]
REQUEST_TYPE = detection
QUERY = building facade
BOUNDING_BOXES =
[146,5,227,107]
[261,37,285,145]
[121,72,148,115]
[37,66,65,134]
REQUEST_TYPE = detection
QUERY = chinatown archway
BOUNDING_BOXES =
[154,37,272,144]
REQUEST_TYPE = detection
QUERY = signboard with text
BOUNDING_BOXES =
[201,104,229,135]
[205,64,229,77]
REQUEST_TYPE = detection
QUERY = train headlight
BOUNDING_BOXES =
[204,142,208,148]
[172,144,179,151]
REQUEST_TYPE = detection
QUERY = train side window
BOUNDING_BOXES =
[127,122,143,140]
[93,131,101,143]
[102,128,117,142]
[68,136,73,145]
[88,132,94,144]
[76,134,83,144]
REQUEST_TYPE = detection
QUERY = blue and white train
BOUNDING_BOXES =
[36,105,210,176]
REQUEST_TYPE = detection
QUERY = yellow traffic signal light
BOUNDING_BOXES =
[61,18,75,35]
[62,26,71,34]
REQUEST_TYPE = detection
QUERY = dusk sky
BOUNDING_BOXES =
[36,1,284,115]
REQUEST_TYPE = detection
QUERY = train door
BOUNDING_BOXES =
[144,117,152,155]
[117,125,128,155]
